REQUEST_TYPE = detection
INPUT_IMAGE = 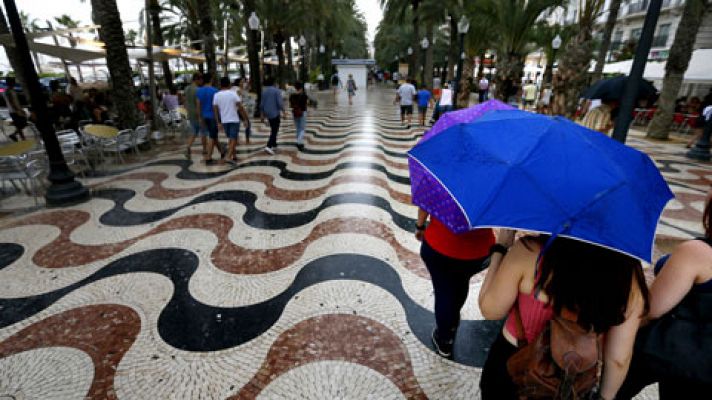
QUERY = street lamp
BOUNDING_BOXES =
[332,49,336,58]
[454,15,470,108]
[298,35,307,82]
[248,11,263,117]
[420,37,429,86]
[319,44,325,54]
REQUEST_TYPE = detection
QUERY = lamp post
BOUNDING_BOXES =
[612,0,662,143]
[2,0,88,205]
[420,37,429,86]
[547,34,561,85]
[687,115,712,161]
[298,35,307,82]
[247,12,262,117]
[454,15,470,109]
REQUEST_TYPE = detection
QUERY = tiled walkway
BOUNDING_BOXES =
[1,87,706,399]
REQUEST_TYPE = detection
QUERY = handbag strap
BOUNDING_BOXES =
[512,302,528,347]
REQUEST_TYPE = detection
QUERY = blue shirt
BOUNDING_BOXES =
[417,90,432,108]
[260,86,284,119]
[196,86,218,119]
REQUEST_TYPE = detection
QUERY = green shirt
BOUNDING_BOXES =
[184,83,199,121]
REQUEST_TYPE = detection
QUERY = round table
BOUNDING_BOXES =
[0,139,37,157]
[83,124,119,139]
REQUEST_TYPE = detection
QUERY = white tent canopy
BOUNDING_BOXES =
[593,49,712,84]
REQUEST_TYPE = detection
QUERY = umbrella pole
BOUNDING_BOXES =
[611,0,662,144]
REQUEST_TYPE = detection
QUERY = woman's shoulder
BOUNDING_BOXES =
[675,238,712,259]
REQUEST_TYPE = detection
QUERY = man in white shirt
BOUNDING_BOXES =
[478,76,489,103]
[395,79,417,129]
[213,76,250,163]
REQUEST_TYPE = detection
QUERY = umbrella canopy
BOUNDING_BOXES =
[421,99,515,142]
[408,109,673,262]
[582,76,657,101]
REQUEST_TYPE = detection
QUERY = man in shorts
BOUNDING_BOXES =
[213,77,250,163]
[184,73,207,158]
[196,73,224,164]
[395,79,417,129]
[416,84,432,126]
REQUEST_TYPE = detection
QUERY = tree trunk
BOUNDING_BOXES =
[90,0,138,129]
[648,0,707,139]
[477,50,485,80]
[458,54,474,106]
[494,53,524,100]
[592,0,621,82]
[447,13,457,81]
[0,6,30,102]
[275,31,286,89]
[423,24,434,88]
[552,29,595,117]
[149,0,174,92]
[242,0,261,95]
[409,0,420,80]
[197,0,216,85]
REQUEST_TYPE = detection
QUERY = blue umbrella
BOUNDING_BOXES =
[408,109,673,262]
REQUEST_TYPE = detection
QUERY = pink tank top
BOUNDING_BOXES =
[504,291,554,343]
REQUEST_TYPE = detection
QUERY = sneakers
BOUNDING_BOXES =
[264,146,275,155]
[431,328,454,358]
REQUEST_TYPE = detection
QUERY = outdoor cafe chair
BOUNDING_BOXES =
[101,129,134,164]
[0,156,46,206]
[133,125,150,155]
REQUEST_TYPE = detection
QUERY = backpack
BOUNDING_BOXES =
[507,305,603,400]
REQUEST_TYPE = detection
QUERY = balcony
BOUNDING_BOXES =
[626,1,649,16]
[623,0,683,17]
[651,35,668,48]
[610,41,623,51]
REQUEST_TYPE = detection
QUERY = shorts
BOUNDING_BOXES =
[9,113,27,130]
[203,117,218,139]
[190,119,205,136]
[418,106,427,114]
[223,122,240,140]
[400,105,413,115]
[348,89,355,96]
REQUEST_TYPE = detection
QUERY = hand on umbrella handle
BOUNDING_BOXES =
[497,229,516,247]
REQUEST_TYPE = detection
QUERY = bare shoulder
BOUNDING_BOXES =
[668,239,712,278]
[506,238,540,269]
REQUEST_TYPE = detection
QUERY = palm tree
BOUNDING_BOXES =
[591,0,622,82]
[196,0,216,84]
[242,0,261,96]
[551,0,605,117]
[0,6,30,99]
[381,0,422,79]
[54,14,84,81]
[90,0,138,129]
[147,0,175,91]
[647,0,709,140]
[480,0,563,100]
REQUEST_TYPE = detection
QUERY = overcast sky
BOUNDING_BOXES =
[12,0,383,45]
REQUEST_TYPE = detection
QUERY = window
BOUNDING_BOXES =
[653,24,671,47]
[631,28,642,40]
[611,31,624,50]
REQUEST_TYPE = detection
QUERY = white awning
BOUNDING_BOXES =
[593,49,712,84]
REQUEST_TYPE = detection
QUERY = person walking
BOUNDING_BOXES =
[478,233,649,400]
[260,76,285,155]
[616,190,712,399]
[436,82,454,118]
[331,71,341,97]
[196,72,224,164]
[2,77,27,141]
[416,84,432,127]
[414,207,495,358]
[184,73,207,159]
[289,81,309,151]
[478,75,489,103]
[346,74,357,105]
[521,80,537,110]
[213,76,249,164]
[395,78,417,129]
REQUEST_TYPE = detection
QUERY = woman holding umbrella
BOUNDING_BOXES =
[478,233,650,400]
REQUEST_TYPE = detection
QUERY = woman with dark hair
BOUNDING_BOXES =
[478,231,649,400]
[617,190,712,399]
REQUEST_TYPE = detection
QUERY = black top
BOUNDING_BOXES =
[289,92,308,115]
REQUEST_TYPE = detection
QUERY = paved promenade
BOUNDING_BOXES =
[0,87,701,399]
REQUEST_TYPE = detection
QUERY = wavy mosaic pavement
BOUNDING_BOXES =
[0,88,698,399]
